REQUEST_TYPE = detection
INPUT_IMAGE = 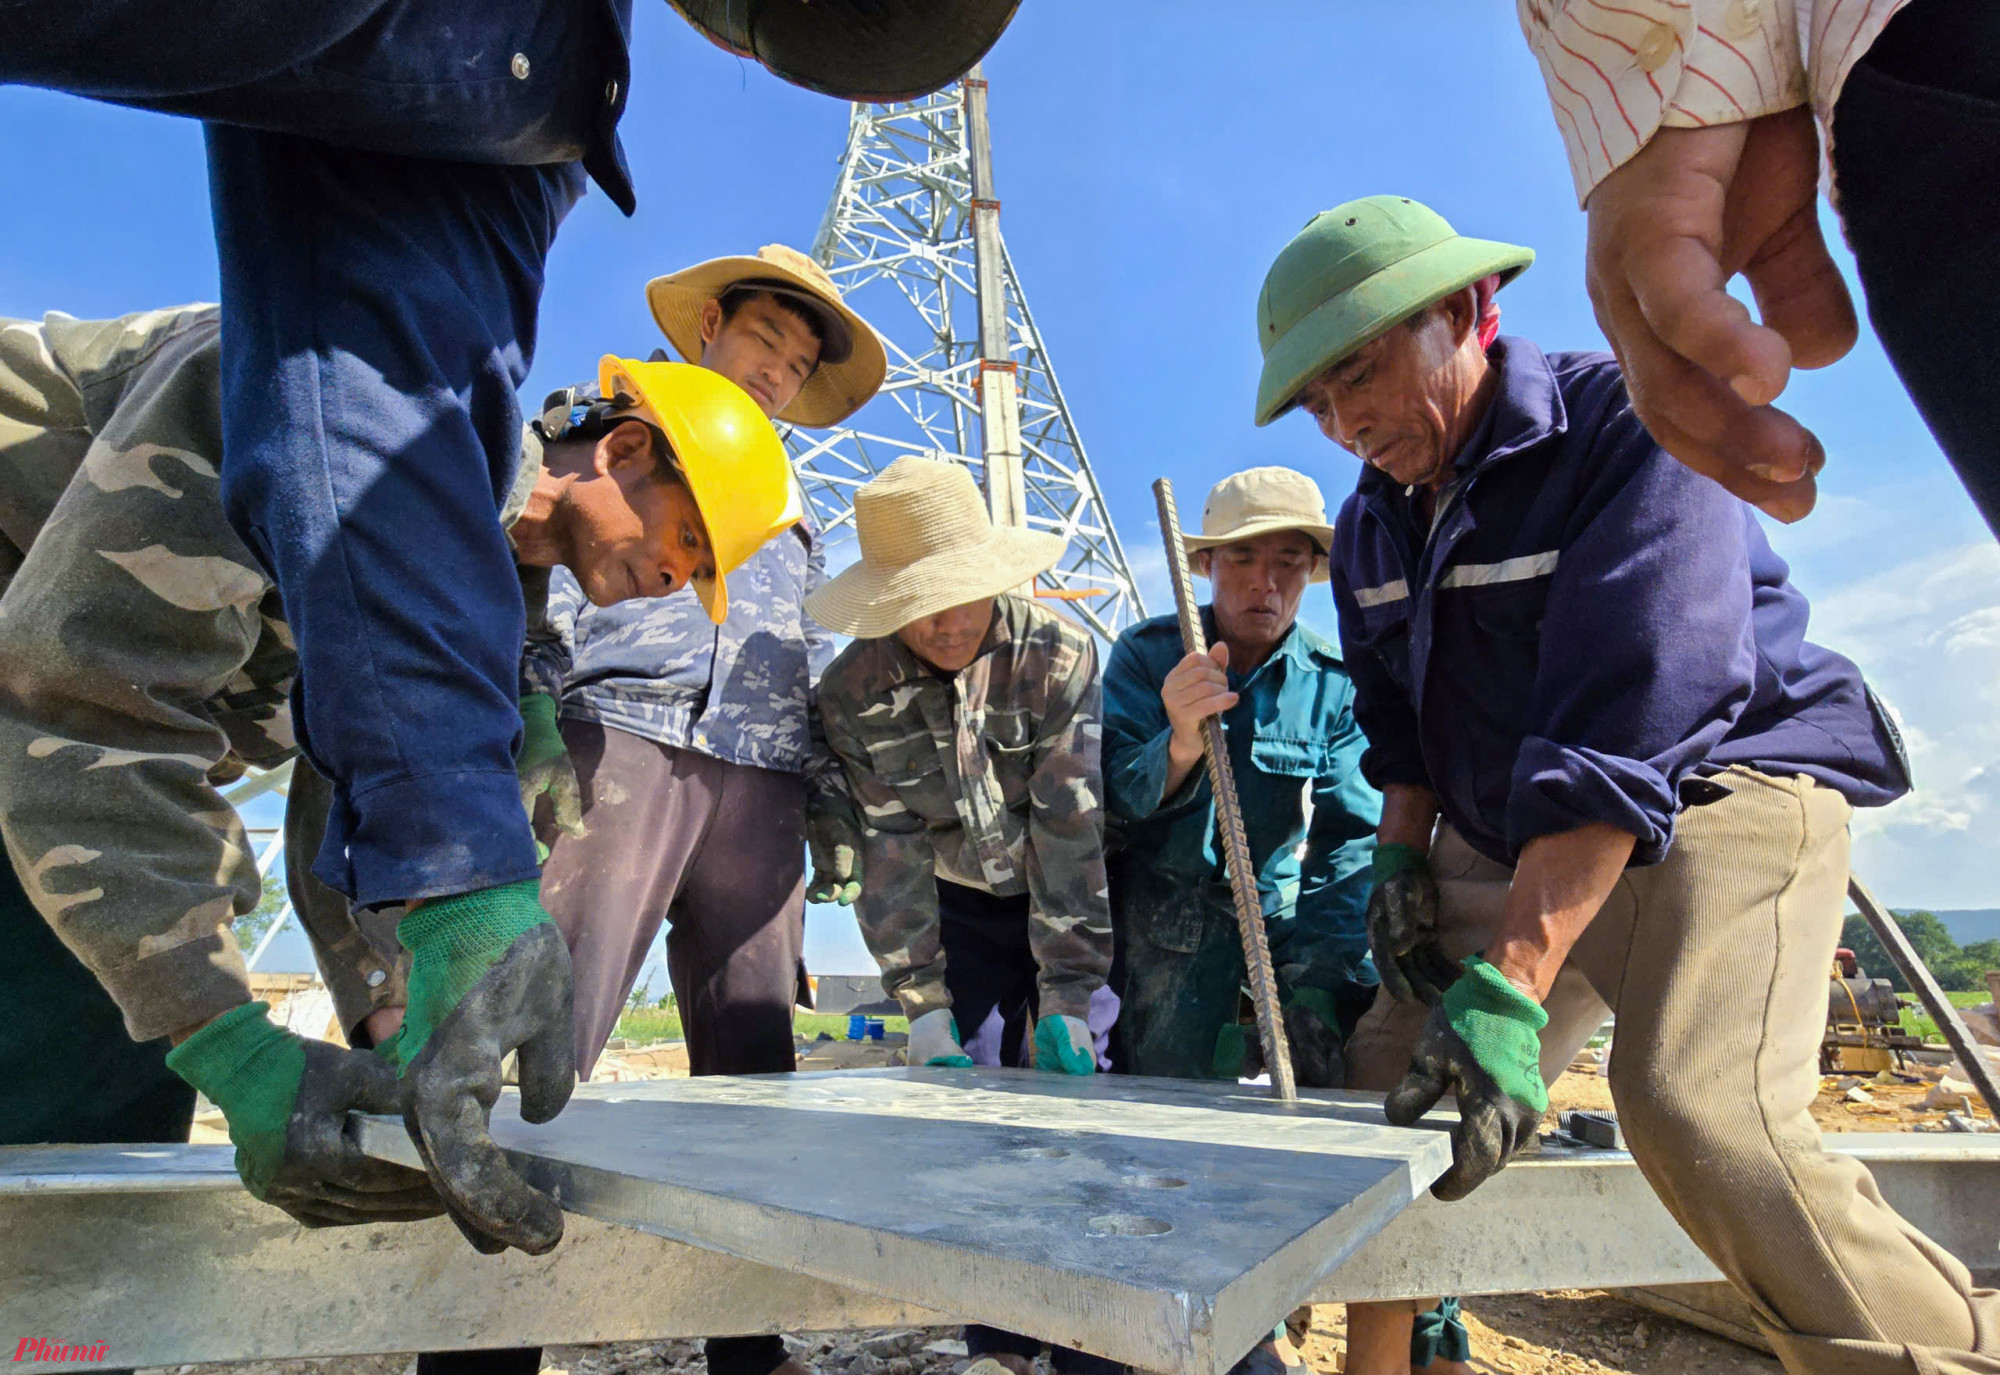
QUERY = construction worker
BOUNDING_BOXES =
[1103,466,1379,1086]
[1518,0,2000,538]
[524,246,884,1098]
[0,305,797,1248]
[1250,195,1997,1375]
[0,0,1018,1248]
[810,455,1119,1375]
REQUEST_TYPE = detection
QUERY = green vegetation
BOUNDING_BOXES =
[1896,990,1992,1043]
[233,870,290,952]
[1840,910,2000,995]
[611,1007,909,1046]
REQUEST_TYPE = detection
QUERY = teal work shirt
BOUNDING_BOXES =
[1102,610,1380,989]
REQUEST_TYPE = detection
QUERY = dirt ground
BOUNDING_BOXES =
[170,1045,1983,1375]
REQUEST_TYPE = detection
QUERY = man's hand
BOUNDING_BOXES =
[396,880,576,1255]
[1367,843,1458,1006]
[1384,957,1549,1200]
[1160,643,1236,795]
[906,1008,974,1068]
[1032,1013,1096,1075]
[1584,108,1857,522]
[517,693,583,842]
[805,799,864,906]
[165,1002,443,1227]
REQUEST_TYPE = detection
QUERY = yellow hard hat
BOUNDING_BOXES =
[598,356,802,624]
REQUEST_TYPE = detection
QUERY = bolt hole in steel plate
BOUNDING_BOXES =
[1088,1213,1173,1237]
[1121,1174,1188,1190]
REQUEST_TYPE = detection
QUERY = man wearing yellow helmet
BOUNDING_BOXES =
[0,305,795,1258]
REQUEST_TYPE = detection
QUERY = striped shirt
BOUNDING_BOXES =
[1516,0,1911,203]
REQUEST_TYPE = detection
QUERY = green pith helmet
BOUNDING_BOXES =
[1253,196,1534,426]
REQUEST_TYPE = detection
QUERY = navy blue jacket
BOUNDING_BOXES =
[1330,337,1909,868]
[5,0,638,213]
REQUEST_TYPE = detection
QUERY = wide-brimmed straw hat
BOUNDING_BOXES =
[804,456,1065,638]
[647,244,888,428]
[1183,467,1336,584]
[1255,195,1533,426]
[666,0,1022,102]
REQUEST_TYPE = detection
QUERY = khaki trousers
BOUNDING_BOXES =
[1346,768,2000,1375]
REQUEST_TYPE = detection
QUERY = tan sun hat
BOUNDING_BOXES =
[804,456,1066,638]
[1182,467,1336,584]
[645,244,889,429]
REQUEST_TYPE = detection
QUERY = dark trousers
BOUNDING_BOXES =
[935,880,1122,1375]
[0,850,194,1146]
[538,722,802,1375]
[937,879,1042,1066]
[1834,0,2000,538]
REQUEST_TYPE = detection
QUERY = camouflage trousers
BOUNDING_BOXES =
[0,310,297,1042]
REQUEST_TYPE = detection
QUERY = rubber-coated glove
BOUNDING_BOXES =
[165,1002,442,1227]
[804,798,863,906]
[1239,997,1345,1089]
[1384,956,1549,1201]
[1032,1013,1096,1075]
[1368,843,1458,1007]
[395,879,577,1254]
[516,693,583,847]
[906,1008,974,1068]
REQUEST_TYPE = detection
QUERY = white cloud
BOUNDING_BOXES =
[1782,536,2000,909]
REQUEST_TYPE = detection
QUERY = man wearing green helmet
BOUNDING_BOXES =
[1253,196,1993,1375]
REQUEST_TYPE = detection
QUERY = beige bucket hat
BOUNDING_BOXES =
[1183,467,1336,584]
[646,244,888,429]
[804,456,1066,638]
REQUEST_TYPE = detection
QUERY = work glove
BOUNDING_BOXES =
[1384,956,1549,1201]
[165,1002,442,1227]
[395,879,577,1255]
[516,693,583,848]
[804,798,863,906]
[906,1008,974,1068]
[1032,1013,1096,1075]
[1368,844,1458,1007]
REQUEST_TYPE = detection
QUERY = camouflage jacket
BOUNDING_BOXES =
[522,513,835,776]
[816,594,1112,1022]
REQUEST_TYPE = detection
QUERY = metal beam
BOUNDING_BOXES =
[7,1132,1996,1372]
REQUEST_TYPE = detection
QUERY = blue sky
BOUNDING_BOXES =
[6,4,1994,979]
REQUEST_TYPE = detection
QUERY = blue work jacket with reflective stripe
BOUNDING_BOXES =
[1102,610,1380,978]
[1330,336,1909,869]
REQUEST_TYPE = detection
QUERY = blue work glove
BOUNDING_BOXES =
[906,1008,975,1068]
[1368,843,1458,1007]
[516,693,583,849]
[1384,956,1549,1200]
[1032,1013,1096,1075]
[396,879,577,1254]
[166,1002,441,1227]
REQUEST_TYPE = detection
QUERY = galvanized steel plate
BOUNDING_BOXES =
[359,1068,1451,1375]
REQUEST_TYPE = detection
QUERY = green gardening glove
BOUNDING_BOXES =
[1032,1013,1096,1076]
[1367,843,1458,1007]
[1384,956,1548,1201]
[906,1008,975,1068]
[166,1002,441,1227]
[395,879,577,1255]
[805,797,864,906]
[516,693,583,849]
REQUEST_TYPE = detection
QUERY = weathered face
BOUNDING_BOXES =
[699,292,823,417]
[1293,299,1475,489]
[896,597,997,673]
[560,420,715,607]
[1199,530,1320,659]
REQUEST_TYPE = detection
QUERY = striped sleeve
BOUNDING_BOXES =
[1518,0,1808,204]
[1805,0,1912,131]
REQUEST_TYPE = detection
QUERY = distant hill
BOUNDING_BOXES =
[1933,910,2000,946]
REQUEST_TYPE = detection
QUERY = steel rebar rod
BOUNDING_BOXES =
[1152,478,1295,1101]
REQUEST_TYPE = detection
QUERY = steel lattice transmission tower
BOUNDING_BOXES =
[787,68,1146,639]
